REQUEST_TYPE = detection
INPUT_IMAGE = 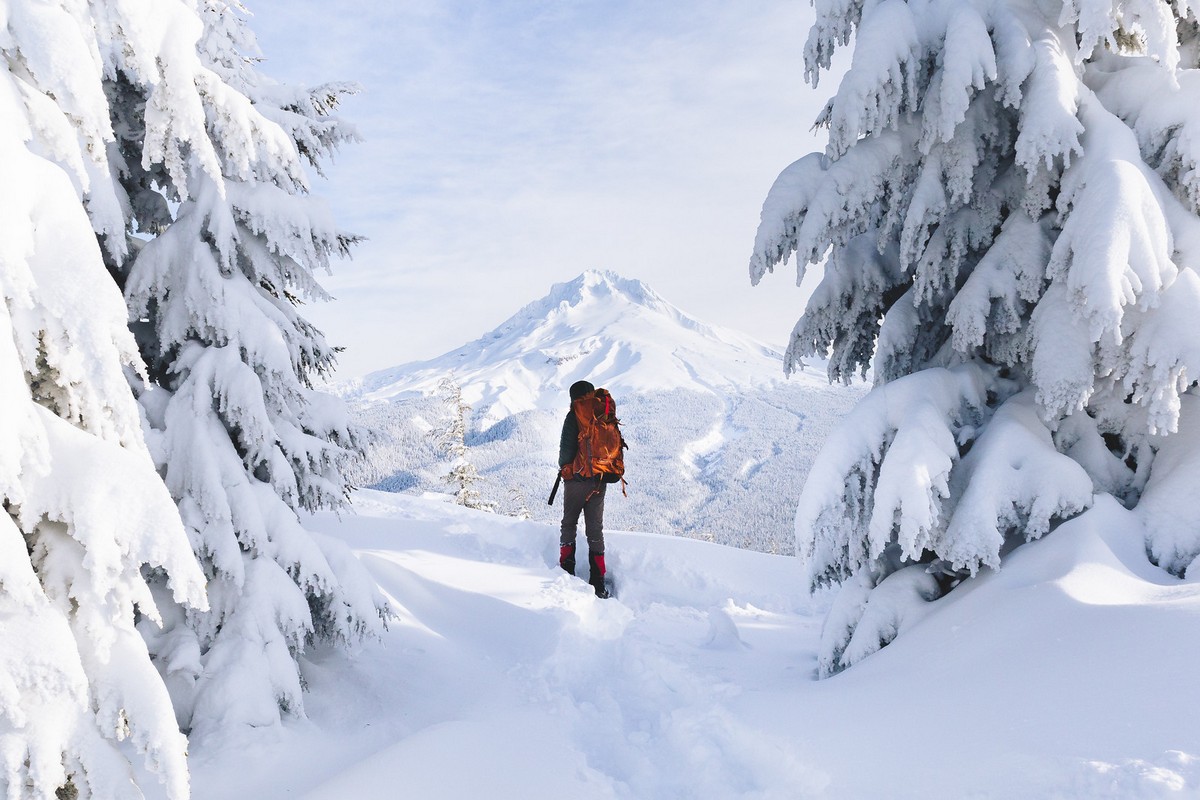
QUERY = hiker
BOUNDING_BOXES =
[558,379,625,598]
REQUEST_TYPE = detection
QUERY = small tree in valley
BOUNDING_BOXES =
[433,375,490,510]
[507,487,533,520]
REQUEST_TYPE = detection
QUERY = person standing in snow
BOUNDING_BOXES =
[558,379,626,598]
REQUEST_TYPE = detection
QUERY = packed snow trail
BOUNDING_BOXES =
[300,492,826,799]
[185,490,1200,799]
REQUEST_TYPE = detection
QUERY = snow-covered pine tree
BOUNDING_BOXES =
[433,375,489,510]
[750,0,1200,676]
[507,487,533,520]
[1,5,208,797]
[97,0,387,741]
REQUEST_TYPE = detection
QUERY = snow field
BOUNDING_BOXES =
[320,494,826,798]
[186,490,826,798]
[184,490,1200,799]
[354,382,862,556]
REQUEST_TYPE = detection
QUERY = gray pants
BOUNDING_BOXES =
[560,478,606,555]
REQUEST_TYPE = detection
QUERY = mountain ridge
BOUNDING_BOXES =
[347,270,796,423]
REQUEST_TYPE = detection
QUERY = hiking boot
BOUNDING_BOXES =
[588,551,609,598]
[559,544,576,575]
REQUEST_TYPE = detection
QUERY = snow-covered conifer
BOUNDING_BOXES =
[750,0,1200,675]
[95,0,387,741]
[433,376,491,510]
[1,5,208,796]
[434,376,471,461]
[507,487,533,520]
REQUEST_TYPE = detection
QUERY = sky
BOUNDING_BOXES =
[247,0,837,378]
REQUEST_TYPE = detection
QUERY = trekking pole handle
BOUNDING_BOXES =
[547,474,562,505]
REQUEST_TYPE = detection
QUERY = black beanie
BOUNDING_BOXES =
[569,380,595,400]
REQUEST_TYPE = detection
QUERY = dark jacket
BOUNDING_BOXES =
[559,410,579,469]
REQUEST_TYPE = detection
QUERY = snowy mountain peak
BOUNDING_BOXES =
[496,269,678,338]
[549,269,663,308]
[353,271,786,422]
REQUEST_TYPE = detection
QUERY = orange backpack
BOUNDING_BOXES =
[566,388,627,492]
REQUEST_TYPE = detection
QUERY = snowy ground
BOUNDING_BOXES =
[187,490,1200,799]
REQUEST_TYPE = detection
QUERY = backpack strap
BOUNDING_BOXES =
[584,475,603,503]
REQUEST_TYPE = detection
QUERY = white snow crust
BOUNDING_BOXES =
[174,489,1200,799]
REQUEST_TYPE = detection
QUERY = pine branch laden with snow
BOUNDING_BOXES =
[69,0,387,744]
[751,0,1200,673]
[1,15,208,796]
[797,366,991,592]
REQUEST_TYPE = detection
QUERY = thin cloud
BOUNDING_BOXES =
[249,0,836,377]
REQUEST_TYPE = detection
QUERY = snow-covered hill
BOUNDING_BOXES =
[350,269,792,424]
[185,490,1200,799]
[342,271,865,553]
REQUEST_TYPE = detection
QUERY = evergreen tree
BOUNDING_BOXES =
[98,0,387,741]
[507,487,533,520]
[750,0,1200,676]
[433,376,490,510]
[1,4,207,797]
